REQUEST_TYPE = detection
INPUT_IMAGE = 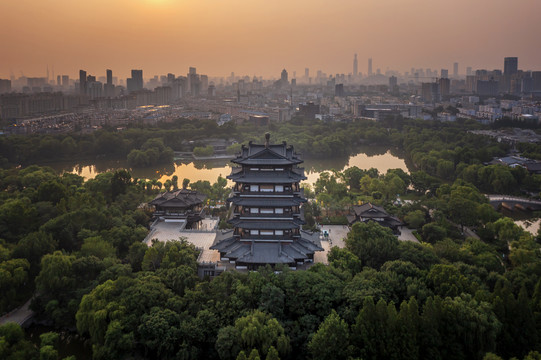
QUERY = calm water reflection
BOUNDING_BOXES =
[50,147,408,187]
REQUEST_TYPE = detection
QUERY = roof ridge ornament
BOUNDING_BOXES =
[265,132,270,148]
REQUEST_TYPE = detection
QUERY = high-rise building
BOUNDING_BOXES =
[504,57,518,75]
[304,68,309,79]
[476,79,499,96]
[187,67,200,96]
[281,69,288,85]
[453,62,459,77]
[532,71,541,91]
[353,54,358,76]
[200,75,209,93]
[61,75,69,87]
[132,70,143,90]
[106,69,112,85]
[439,78,450,97]
[335,84,344,97]
[503,57,518,93]
[422,82,440,103]
[127,70,143,93]
[466,67,473,76]
[79,70,87,95]
[441,69,448,79]
[368,58,373,76]
[104,69,114,97]
[389,76,398,95]
[0,79,11,94]
[208,84,216,98]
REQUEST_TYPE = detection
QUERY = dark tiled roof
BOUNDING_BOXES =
[228,219,305,229]
[228,197,306,206]
[298,231,324,251]
[237,243,294,264]
[149,189,206,208]
[524,162,541,172]
[211,230,323,264]
[350,203,403,227]
[352,203,388,217]
[232,143,303,166]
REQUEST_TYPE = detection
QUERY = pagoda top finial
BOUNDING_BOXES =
[265,132,270,148]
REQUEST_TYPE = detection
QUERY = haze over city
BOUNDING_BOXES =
[1,0,540,79]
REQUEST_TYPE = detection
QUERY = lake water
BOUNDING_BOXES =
[49,147,408,186]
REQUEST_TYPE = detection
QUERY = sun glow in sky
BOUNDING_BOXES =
[1,0,540,79]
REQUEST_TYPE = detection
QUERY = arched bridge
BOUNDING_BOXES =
[487,195,541,211]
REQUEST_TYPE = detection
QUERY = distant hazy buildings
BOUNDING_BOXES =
[298,102,320,119]
[353,54,358,77]
[368,58,373,76]
[0,79,11,94]
[421,82,440,102]
[335,83,344,97]
[127,69,143,93]
[281,69,288,85]
[104,69,115,97]
[439,77,450,97]
[504,57,518,75]
[389,76,398,95]
[79,70,86,95]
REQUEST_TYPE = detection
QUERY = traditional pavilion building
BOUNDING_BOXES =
[211,134,322,270]
[149,188,206,229]
[347,203,403,234]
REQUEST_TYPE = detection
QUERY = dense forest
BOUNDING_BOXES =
[1,117,541,359]
[0,116,498,167]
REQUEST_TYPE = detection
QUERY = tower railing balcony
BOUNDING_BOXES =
[236,214,299,220]
[238,235,295,242]
[235,190,302,196]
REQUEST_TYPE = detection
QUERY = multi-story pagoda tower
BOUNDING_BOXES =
[211,134,322,270]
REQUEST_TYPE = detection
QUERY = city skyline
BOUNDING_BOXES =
[1,0,540,79]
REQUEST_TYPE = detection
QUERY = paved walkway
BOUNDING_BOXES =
[319,225,349,248]
[463,226,480,240]
[145,218,221,265]
[314,240,331,265]
[0,298,34,326]
[397,226,419,242]
[314,225,350,265]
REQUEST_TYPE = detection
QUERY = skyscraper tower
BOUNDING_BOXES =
[104,69,114,97]
[353,54,358,76]
[504,57,518,75]
[453,62,459,77]
[131,69,143,90]
[441,69,448,79]
[79,70,87,95]
[106,69,112,85]
[281,69,288,85]
[368,58,373,76]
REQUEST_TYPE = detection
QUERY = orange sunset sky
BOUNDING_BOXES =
[1,0,540,79]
